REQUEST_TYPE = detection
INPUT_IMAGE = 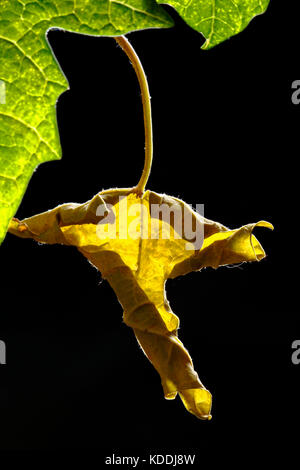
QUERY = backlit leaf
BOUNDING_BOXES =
[157,0,271,49]
[8,188,273,419]
[0,0,173,244]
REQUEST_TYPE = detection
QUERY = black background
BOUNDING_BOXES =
[0,0,299,463]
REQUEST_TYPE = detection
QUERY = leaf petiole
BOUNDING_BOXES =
[115,36,153,195]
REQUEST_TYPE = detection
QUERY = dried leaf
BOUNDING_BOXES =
[8,188,273,419]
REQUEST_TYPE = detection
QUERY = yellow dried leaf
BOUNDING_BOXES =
[8,188,273,420]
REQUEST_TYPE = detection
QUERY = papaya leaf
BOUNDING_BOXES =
[157,0,271,49]
[0,0,173,244]
[8,188,273,419]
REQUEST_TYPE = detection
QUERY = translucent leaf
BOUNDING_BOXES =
[158,0,271,49]
[0,0,173,244]
[8,188,273,419]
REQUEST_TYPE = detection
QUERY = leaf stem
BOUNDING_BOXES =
[115,35,153,195]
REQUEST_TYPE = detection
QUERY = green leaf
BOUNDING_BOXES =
[0,0,173,245]
[157,0,271,49]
